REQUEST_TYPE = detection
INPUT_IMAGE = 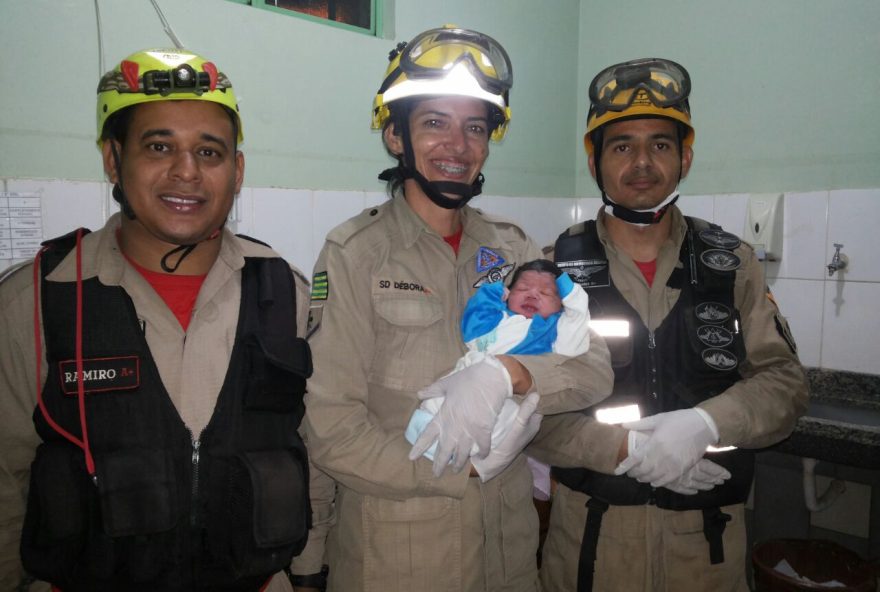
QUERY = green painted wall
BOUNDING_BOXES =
[575,0,880,197]
[1,1,877,197]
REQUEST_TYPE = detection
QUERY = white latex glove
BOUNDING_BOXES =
[471,393,542,482]
[664,459,731,495]
[614,409,718,488]
[408,356,513,477]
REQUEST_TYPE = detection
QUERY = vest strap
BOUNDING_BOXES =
[577,497,609,592]
[702,507,731,565]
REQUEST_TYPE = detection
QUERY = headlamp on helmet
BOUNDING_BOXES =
[96,48,243,147]
[372,26,513,142]
[584,57,693,155]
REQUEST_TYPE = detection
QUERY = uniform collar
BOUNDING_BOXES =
[390,192,505,255]
[596,205,687,253]
[45,213,246,286]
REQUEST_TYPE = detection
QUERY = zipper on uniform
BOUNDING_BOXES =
[190,436,201,526]
[647,330,659,400]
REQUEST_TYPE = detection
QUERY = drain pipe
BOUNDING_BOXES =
[802,457,846,512]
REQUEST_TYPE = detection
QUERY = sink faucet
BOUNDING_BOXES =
[827,243,847,276]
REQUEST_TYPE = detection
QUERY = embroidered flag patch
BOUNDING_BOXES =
[59,356,140,395]
[311,271,329,301]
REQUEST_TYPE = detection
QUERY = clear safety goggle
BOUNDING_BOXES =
[397,28,513,96]
[589,58,690,113]
[99,63,230,97]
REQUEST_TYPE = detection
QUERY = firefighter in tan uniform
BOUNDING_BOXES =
[0,49,331,591]
[530,58,809,592]
[303,27,613,591]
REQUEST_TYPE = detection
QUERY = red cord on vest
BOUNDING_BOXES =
[74,229,97,479]
[32,229,97,482]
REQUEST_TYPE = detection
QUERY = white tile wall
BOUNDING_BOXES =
[4,176,880,374]
[821,280,880,373]
[774,192,829,281]
[827,189,880,282]
[767,278,824,368]
[713,193,749,237]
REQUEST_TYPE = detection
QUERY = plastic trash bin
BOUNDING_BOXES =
[752,539,875,592]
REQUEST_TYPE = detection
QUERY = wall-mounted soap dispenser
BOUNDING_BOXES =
[744,193,784,261]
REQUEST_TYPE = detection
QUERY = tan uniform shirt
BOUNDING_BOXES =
[0,214,331,590]
[532,207,809,591]
[304,196,613,592]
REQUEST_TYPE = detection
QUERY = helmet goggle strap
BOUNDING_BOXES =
[109,142,137,220]
[382,28,513,98]
[589,58,690,118]
[378,111,483,210]
[602,190,679,226]
[591,116,687,226]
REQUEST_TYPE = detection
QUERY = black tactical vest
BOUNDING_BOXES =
[552,218,754,510]
[20,230,313,591]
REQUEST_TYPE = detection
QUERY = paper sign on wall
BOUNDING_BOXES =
[1,192,42,272]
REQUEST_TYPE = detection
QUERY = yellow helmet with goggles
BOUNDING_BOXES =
[96,48,243,146]
[372,26,512,142]
[584,58,693,155]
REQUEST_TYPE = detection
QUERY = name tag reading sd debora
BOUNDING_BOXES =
[58,356,140,395]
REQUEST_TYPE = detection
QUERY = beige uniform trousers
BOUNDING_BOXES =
[540,486,748,592]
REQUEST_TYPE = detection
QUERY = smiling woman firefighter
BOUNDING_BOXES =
[301,26,612,592]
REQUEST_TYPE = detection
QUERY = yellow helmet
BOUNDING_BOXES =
[372,26,513,142]
[584,58,693,155]
[97,48,243,146]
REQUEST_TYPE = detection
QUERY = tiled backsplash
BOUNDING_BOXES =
[4,178,878,374]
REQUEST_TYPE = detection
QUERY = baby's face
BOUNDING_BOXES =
[506,271,562,319]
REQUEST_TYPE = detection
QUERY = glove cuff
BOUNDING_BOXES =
[694,407,720,444]
[483,354,514,398]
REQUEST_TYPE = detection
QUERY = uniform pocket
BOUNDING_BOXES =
[95,448,177,537]
[20,443,91,582]
[362,495,460,591]
[222,447,309,577]
[244,337,310,413]
[499,462,539,583]
[369,294,446,392]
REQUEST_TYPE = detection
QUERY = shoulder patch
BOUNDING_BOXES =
[326,204,387,246]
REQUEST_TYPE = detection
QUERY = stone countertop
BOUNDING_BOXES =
[768,368,880,469]
[805,367,880,410]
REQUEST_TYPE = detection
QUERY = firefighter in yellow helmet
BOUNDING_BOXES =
[535,58,808,592]
[0,48,329,591]
[303,27,614,591]
[371,25,513,209]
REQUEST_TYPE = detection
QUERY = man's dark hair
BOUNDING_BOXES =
[508,259,562,288]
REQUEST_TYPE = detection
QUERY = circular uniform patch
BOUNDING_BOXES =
[702,348,739,371]
[695,302,732,324]
[701,249,742,272]
[697,325,734,347]
[699,229,742,250]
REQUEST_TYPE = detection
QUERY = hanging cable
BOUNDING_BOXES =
[150,0,185,48]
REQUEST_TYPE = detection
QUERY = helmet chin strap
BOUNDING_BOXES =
[602,188,679,227]
[110,142,214,273]
[378,114,484,210]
